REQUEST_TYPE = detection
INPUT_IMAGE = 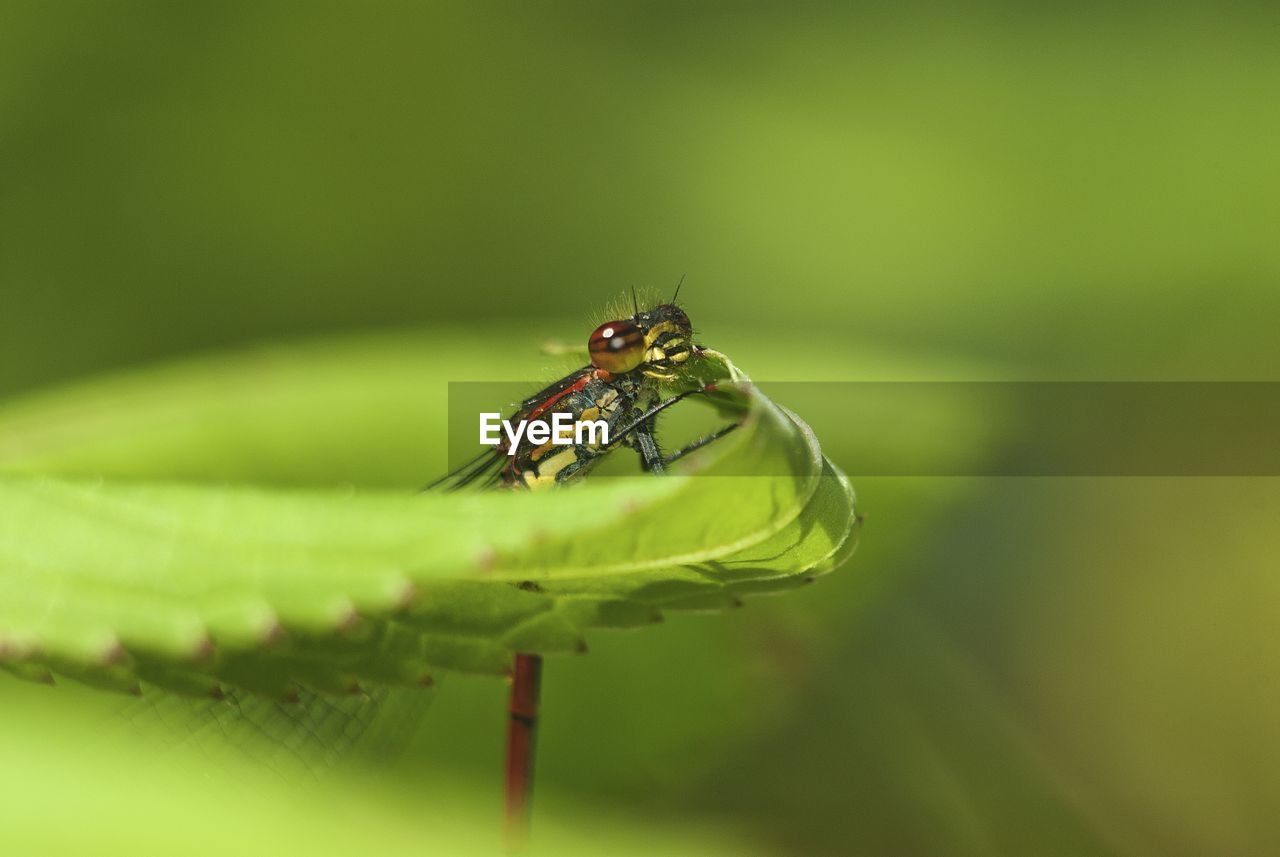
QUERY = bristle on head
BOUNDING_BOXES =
[589,285,670,327]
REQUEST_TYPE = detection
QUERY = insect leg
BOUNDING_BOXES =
[661,421,739,467]
[631,420,666,474]
[609,383,719,443]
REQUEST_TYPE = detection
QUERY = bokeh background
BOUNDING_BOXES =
[2,3,1278,855]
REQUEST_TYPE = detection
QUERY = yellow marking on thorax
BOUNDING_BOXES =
[522,447,577,488]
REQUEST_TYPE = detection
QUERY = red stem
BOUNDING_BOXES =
[504,653,542,853]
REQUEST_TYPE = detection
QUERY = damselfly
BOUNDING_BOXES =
[430,286,743,851]
[430,287,739,491]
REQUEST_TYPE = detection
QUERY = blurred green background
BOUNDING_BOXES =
[2,2,1278,855]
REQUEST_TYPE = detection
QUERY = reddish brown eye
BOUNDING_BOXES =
[588,319,644,374]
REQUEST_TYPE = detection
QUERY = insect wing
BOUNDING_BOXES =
[424,365,596,491]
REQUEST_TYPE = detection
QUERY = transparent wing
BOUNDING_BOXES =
[111,685,436,782]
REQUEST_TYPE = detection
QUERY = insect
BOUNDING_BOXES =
[428,285,746,846]
[430,287,739,491]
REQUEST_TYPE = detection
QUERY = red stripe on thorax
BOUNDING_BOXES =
[526,370,604,420]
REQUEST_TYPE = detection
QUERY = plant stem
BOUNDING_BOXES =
[504,653,542,853]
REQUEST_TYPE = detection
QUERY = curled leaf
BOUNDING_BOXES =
[0,337,857,697]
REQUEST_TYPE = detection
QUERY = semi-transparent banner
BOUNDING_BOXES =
[442,381,1280,477]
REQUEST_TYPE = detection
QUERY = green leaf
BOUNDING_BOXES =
[0,337,857,698]
[0,686,763,857]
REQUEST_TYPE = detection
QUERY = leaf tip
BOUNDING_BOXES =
[256,613,286,647]
[98,635,128,667]
[474,546,498,573]
[188,632,216,663]
[391,577,419,611]
[617,497,643,516]
[0,635,24,661]
[334,599,363,634]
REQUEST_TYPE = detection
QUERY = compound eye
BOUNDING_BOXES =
[588,319,644,374]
